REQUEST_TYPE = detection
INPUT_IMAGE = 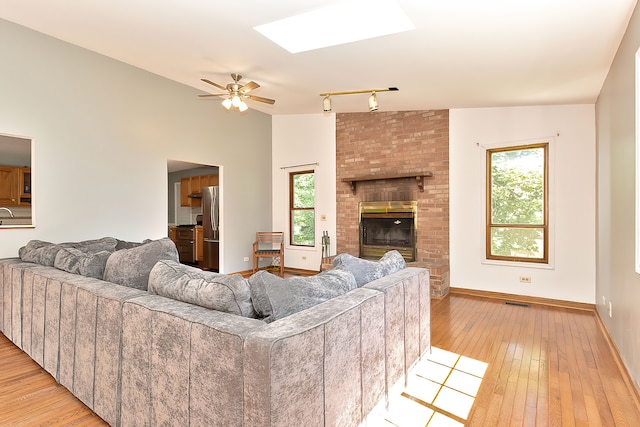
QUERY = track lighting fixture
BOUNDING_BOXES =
[319,87,398,112]
[368,92,378,112]
[323,96,332,112]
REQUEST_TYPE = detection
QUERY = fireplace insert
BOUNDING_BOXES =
[359,201,417,262]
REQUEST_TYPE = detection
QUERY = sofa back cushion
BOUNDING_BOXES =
[332,250,406,287]
[19,237,118,267]
[104,237,179,290]
[54,247,112,279]
[248,268,357,323]
[148,260,256,318]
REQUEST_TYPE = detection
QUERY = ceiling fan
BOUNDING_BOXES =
[199,73,275,112]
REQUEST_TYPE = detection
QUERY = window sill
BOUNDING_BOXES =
[481,258,554,270]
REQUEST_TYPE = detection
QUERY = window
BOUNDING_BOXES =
[290,170,315,246]
[487,143,548,263]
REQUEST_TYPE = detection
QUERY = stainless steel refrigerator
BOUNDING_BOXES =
[202,186,219,271]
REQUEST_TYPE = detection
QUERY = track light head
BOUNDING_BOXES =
[368,92,379,112]
[323,96,332,112]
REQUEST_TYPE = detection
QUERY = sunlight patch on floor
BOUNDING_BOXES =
[375,347,488,427]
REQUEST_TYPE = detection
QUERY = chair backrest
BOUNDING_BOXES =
[255,232,284,249]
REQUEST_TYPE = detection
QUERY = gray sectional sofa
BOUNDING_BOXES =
[0,240,431,427]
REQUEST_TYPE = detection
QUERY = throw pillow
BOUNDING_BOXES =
[148,260,255,318]
[115,238,152,251]
[248,268,357,323]
[19,237,118,267]
[332,250,406,287]
[19,240,64,266]
[54,247,112,279]
[103,237,179,290]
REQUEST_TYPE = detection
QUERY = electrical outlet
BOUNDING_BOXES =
[609,301,613,318]
[243,257,249,262]
[519,276,531,284]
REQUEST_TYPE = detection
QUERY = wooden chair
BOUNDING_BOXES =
[252,232,285,277]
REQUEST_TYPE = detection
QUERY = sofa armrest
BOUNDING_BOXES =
[363,267,431,393]
[243,287,385,427]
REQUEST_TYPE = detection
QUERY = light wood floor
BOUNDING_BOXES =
[1,290,639,426]
[423,291,640,426]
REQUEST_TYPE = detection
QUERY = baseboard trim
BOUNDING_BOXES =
[450,287,595,311]
[450,286,640,413]
[593,309,640,411]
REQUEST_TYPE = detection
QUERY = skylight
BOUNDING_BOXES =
[253,0,415,54]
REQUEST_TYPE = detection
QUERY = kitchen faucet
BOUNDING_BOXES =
[0,207,15,218]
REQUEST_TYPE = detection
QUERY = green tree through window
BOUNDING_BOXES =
[290,170,315,246]
[487,143,548,263]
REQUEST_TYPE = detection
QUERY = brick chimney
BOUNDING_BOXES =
[335,110,450,297]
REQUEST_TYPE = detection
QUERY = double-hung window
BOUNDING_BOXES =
[487,143,548,263]
[290,170,315,246]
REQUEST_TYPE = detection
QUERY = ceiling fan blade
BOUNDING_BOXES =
[240,81,260,93]
[198,93,228,98]
[247,94,275,105]
[201,78,227,92]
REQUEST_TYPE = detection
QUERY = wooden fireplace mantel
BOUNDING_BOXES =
[341,172,434,194]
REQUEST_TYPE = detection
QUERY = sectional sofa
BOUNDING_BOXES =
[0,238,431,427]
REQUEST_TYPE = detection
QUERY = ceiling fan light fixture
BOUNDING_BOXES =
[231,95,242,107]
[323,96,332,112]
[238,100,249,112]
[222,98,232,109]
[368,92,379,112]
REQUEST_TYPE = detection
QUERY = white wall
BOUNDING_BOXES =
[0,18,272,273]
[595,2,640,389]
[272,114,337,271]
[450,105,596,303]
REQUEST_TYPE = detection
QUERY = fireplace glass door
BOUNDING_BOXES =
[359,201,417,262]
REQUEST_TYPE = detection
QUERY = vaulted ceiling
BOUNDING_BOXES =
[1,0,636,115]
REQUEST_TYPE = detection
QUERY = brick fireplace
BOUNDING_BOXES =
[336,110,450,297]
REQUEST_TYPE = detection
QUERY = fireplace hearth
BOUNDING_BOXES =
[359,201,417,262]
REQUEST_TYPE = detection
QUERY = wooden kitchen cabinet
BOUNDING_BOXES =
[180,174,218,207]
[0,166,25,206]
[168,226,177,243]
[19,168,31,203]
[195,225,203,262]
[189,176,202,207]
[203,174,219,187]
[180,176,203,207]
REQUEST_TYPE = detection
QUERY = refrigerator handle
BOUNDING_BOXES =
[211,191,218,232]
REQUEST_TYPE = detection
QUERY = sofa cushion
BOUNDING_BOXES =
[19,240,64,266]
[332,250,406,287]
[19,237,119,267]
[148,260,255,318]
[53,247,112,279]
[248,268,357,323]
[104,238,179,290]
[115,238,152,251]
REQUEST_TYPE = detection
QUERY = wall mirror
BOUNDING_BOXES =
[0,133,33,227]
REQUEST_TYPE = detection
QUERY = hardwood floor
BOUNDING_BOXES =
[1,289,639,426]
[410,291,640,426]
[0,335,106,426]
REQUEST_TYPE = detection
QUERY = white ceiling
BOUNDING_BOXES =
[0,0,636,115]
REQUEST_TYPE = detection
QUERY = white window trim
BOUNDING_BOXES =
[481,137,556,270]
[287,168,317,249]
